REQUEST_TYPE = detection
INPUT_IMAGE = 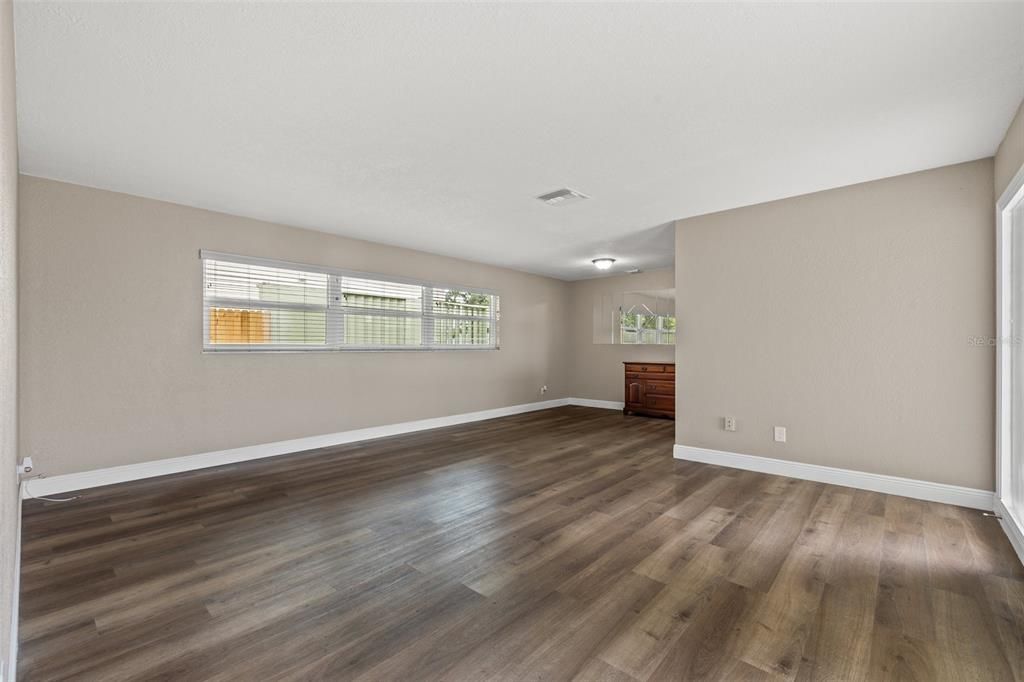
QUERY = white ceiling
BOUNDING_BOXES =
[13,2,1024,280]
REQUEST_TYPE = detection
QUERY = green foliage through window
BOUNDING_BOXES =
[620,311,676,345]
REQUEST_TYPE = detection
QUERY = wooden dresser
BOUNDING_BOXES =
[623,362,675,419]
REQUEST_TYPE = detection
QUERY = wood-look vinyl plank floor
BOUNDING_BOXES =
[17,406,1024,681]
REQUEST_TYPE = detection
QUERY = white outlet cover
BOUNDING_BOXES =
[774,426,787,442]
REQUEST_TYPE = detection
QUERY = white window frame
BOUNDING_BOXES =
[201,250,500,352]
[619,308,676,345]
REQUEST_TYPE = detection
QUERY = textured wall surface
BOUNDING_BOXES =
[19,176,571,476]
[676,159,995,490]
[997,98,1024,200]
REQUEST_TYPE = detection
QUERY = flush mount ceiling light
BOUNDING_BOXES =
[592,258,616,270]
[537,188,589,206]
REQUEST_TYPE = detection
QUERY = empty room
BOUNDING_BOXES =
[2,1,1024,680]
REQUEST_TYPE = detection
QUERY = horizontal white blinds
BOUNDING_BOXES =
[431,287,500,347]
[202,252,499,351]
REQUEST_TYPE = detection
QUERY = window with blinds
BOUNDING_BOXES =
[201,251,500,351]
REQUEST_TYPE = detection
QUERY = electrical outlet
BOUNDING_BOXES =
[16,456,33,475]
[774,426,787,443]
[724,416,736,432]
[540,385,548,394]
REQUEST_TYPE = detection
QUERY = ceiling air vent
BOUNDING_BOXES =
[537,188,589,206]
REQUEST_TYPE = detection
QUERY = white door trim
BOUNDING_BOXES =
[995,496,1024,567]
[6,495,20,682]
[996,164,1024,508]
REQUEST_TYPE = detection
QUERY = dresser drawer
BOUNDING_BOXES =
[644,380,674,396]
[624,363,664,374]
[644,394,675,412]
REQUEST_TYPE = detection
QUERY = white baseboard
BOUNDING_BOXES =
[23,397,622,497]
[566,398,624,410]
[673,444,994,511]
[995,497,1024,567]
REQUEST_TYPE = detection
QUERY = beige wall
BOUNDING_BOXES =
[19,176,571,476]
[0,0,15,673]
[996,98,1024,200]
[567,269,675,402]
[675,159,994,490]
